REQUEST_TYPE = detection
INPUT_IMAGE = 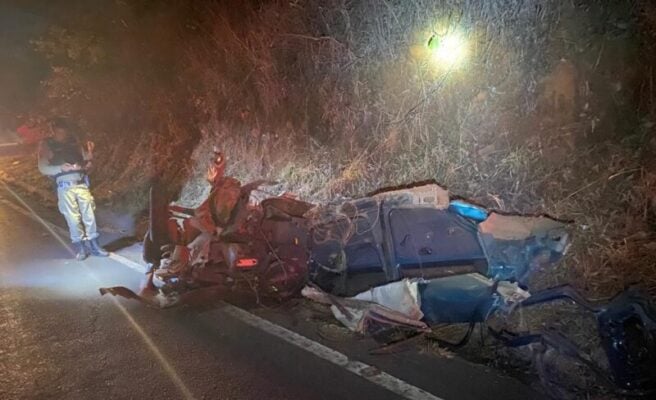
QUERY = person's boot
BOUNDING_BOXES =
[86,238,109,257]
[72,241,88,261]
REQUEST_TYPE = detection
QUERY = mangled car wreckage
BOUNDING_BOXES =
[100,154,656,396]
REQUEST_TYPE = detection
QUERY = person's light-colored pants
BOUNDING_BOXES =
[57,184,99,243]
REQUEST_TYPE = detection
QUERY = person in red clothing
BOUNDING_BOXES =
[16,115,47,145]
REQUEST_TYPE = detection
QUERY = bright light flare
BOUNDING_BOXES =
[427,31,468,68]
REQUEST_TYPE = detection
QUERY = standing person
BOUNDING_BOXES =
[37,118,108,260]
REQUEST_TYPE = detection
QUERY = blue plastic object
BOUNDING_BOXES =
[448,200,488,222]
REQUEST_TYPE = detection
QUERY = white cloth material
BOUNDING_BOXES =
[348,279,423,320]
[302,280,426,333]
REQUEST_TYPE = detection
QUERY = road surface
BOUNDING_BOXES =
[0,142,30,157]
[0,183,545,400]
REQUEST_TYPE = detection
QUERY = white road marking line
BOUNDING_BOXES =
[108,252,148,273]
[222,304,445,400]
[0,192,147,273]
[2,180,445,400]
[0,181,197,400]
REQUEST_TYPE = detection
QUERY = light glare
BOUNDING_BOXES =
[428,32,468,68]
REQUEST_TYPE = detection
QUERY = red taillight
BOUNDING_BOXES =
[236,258,258,269]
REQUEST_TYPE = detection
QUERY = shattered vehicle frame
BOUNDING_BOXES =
[99,174,655,396]
[141,180,314,305]
[306,182,569,296]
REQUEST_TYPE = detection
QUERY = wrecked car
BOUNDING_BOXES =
[141,180,313,305]
[134,178,568,308]
[98,157,655,395]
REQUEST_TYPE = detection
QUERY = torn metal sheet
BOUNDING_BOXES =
[478,214,569,283]
[502,285,656,396]
[187,231,212,266]
[99,285,180,308]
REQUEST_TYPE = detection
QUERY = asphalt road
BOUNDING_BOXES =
[0,185,546,400]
